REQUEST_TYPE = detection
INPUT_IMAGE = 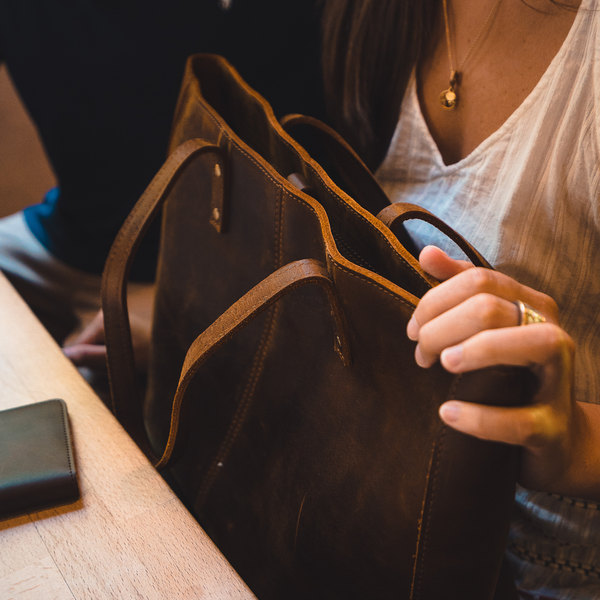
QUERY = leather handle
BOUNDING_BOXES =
[280,113,391,216]
[102,138,226,457]
[281,113,369,171]
[155,258,351,470]
[377,202,491,268]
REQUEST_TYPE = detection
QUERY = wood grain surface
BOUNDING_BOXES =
[0,273,255,600]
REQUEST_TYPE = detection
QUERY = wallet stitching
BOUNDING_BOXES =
[58,400,77,487]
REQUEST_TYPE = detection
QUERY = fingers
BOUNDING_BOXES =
[438,401,564,448]
[69,310,105,346]
[411,293,558,369]
[407,247,471,341]
[62,284,154,374]
[439,322,574,374]
[414,293,520,367]
[438,326,574,447]
[410,266,557,339]
[412,249,579,491]
[63,310,107,371]
[63,343,108,370]
[407,247,559,368]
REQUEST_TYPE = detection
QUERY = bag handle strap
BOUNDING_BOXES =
[280,114,492,269]
[102,138,226,457]
[280,113,391,216]
[154,258,350,470]
[376,202,491,269]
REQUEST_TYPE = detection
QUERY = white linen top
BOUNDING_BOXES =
[376,1,600,597]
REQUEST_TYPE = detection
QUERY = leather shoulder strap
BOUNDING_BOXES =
[102,139,225,458]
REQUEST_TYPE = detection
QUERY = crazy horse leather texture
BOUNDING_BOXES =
[102,55,532,600]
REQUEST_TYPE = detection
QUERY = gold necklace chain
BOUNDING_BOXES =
[440,0,503,110]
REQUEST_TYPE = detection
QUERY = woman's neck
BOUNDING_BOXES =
[417,0,581,165]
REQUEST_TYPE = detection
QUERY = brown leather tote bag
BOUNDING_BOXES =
[102,54,531,600]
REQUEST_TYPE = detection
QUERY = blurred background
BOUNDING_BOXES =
[0,63,56,219]
[0,65,95,356]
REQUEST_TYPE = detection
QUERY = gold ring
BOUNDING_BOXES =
[514,300,546,326]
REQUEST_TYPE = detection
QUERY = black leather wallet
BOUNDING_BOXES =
[0,399,79,519]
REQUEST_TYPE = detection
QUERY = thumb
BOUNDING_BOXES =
[419,245,474,282]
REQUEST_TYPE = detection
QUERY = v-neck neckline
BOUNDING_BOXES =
[410,0,588,173]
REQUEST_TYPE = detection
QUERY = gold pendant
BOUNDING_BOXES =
[440,71,459,110]
[439,87,457,110]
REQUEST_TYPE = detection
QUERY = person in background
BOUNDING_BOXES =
[322,0,600,597]
[0,0,324,369]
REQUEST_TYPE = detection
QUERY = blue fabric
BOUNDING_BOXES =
[23,187,59,255]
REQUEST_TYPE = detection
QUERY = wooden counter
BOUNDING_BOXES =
[0,272,256,600]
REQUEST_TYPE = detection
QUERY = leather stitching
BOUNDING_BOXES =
[194,95,430,289]
[196,303,281,507]
[327,255,417,310]
[214,136,421,310]
[275,121,427,282]
[414,426,447,599]
[410,439,437,599]
[196,187,285,507]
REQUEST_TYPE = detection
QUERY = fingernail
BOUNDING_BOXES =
[441,344,463,369]
[415,345,428,368]
[423,245,447,256]
[439,401,460,423]
[407,315,420,340]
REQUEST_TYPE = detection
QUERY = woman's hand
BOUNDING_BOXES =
[408,245,600,499]
[63,309,108,370]
[63,282,155,374]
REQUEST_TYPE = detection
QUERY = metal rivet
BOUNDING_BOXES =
[212,207,221,222]
[217,462,224,467]
[214,163,221,177]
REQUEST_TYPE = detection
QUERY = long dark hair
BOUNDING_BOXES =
[321,0,440,169]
